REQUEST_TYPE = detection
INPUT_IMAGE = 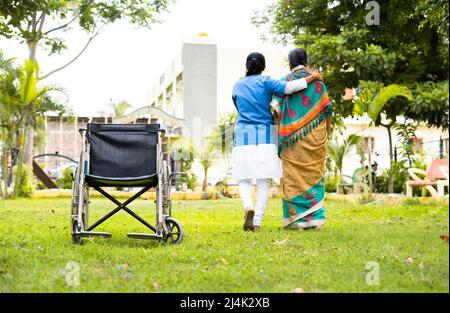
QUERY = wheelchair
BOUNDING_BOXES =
[71,123,183,245]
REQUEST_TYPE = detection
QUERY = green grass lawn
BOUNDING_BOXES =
[0,196,448,293]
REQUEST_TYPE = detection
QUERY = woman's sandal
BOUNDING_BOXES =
[243,208,255,231]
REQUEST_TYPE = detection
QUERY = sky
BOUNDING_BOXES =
[0,0,283,116]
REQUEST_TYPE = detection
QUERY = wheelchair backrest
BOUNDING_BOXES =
[87,124,160,179]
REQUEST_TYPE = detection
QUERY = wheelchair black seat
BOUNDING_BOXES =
[84,174,158,187]
[86,123,159,187]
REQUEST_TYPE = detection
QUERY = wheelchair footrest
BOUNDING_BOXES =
[127,233,163,240]
[80,231,112,238]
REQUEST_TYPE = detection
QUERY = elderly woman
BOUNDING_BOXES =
[270,48,332,230]
[232,52,322,232]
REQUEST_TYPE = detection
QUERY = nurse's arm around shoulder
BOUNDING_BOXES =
[284,72,322,95]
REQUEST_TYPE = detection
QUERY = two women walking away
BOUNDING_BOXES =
[231,51,325,232]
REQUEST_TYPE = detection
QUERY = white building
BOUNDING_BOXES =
[146,40,289,144]
[339,117,448,178]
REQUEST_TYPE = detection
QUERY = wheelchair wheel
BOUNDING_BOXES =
[71,219,82,245]
[83,186,89,227]
[163,217,183,244]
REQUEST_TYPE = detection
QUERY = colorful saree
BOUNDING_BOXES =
[271,66,332,229]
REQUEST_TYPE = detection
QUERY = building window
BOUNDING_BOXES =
[166,86,173,111]
[363,136,375,151]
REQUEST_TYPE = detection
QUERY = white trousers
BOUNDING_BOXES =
[238,178,270,226]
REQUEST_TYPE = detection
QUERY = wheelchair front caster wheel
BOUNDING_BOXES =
[71,220,82,245]
[163,218,183,245]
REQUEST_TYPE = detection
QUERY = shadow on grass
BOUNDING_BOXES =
[72,234,173,249]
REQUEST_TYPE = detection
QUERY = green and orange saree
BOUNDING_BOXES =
[271,65,332,229]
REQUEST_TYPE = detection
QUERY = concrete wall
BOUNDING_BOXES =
[182,43,217,145]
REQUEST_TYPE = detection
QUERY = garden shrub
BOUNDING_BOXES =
[14,165,34,197]
[35,181,46,190]
[377,155,428,195]
[377,163,408,194]
[184,171,198,190]
[215,177,232,197]
[325,176,339,193]
[57,167,73,189]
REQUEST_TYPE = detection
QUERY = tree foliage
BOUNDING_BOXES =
[327,134,361,177]
[353,82,413,124]
[414,0,449,40]
[209,112,237,157]
[253,0,449,129]
[0,0,171,77]
[353,82,414,193]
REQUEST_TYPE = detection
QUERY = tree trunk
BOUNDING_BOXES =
[0,160,3,199]
[386,125,394,194]
[23,41,37,167]
[2,157,8,198]
[28,41,37,61]
[23,127,34,166]
[202,167,208,191]
[1,147,8,199]
[1,129,8,198]
[12,125,26,198]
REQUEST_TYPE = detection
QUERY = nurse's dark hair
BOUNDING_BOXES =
[246,52,265,76]
[288,48,308,68]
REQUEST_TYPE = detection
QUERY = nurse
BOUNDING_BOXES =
[232,52,322,232]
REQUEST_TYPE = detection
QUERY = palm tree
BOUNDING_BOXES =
[110,100,132,117]
[169,136,215,191]
[208,112,237,157]
[353,82,413,193]
[1,59,67,197]
[0,51,14,73]
[199,143,215,191]
[328,134,361,178]
[16,60,68,196]
[0,51,20,198]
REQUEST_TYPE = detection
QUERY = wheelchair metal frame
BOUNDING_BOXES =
[71,126,182,245]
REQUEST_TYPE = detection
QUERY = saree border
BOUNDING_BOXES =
[283,199,325,228]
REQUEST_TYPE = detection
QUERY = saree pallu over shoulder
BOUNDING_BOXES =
[274,68,332,155]
[279,102,332,154]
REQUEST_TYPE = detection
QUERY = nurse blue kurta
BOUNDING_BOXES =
[231,75,287,180]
